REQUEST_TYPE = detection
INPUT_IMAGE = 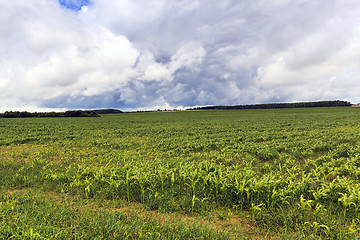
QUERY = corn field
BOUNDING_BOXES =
[2,107,360,239]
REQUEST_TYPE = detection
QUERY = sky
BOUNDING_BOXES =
[1,0,360,112]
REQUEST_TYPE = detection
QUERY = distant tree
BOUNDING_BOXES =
[0,110,100,118]
[93,109,123,114]
[188,100,352,111]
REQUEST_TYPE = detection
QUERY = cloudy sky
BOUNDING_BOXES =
[1,0,360,112]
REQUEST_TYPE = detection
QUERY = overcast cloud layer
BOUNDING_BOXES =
[1,0,360,111]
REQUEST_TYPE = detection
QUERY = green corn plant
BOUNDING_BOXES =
[234,178,247,209]
[314,203,325,215]
[125,170,134,202]
[156,167,166,193]
[298,195,313,211]
[269,188,279,208]
[135,170,152,203]
[304,221,329,236]
[245,187,251,209]
[312,186,330,203]
[170,170,176,197]
[191,194,198,213]
[250,202,264,220]
[253,177,272,205]
[338,192,355,218]
[214,170,222,202]
[201,171,213,199]
[348,219,360,235]
[322,180,339,201]
[187,170,199,197]
[84,176,93,197]
[349,187,360,214]
[279,190,291,206]
[319,167,333,183]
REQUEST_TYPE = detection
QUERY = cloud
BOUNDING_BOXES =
[1,0,360,112]
[0,1,141,109]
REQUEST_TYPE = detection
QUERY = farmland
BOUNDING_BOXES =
[1,107,360,239]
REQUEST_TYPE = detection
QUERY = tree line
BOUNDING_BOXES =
[189,100,352,110]
[92,109,123,114]
[0,110,100,118]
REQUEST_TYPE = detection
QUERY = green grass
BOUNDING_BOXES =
[1,107,360,239]
[0,189,235,239]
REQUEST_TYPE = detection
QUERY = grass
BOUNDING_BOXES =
[1,189,240,239]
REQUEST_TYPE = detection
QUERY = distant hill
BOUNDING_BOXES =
[188,100,352,110]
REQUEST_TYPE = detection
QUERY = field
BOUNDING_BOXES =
[1,107,360,239]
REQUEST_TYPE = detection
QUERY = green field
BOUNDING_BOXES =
[1,107,360,239]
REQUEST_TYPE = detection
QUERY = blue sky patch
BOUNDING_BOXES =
[58,0,90,11]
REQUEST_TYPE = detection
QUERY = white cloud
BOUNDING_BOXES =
[169,43,206,72]
[0,1,142,109]
[137,43,205,82]
[141,63,173,82]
